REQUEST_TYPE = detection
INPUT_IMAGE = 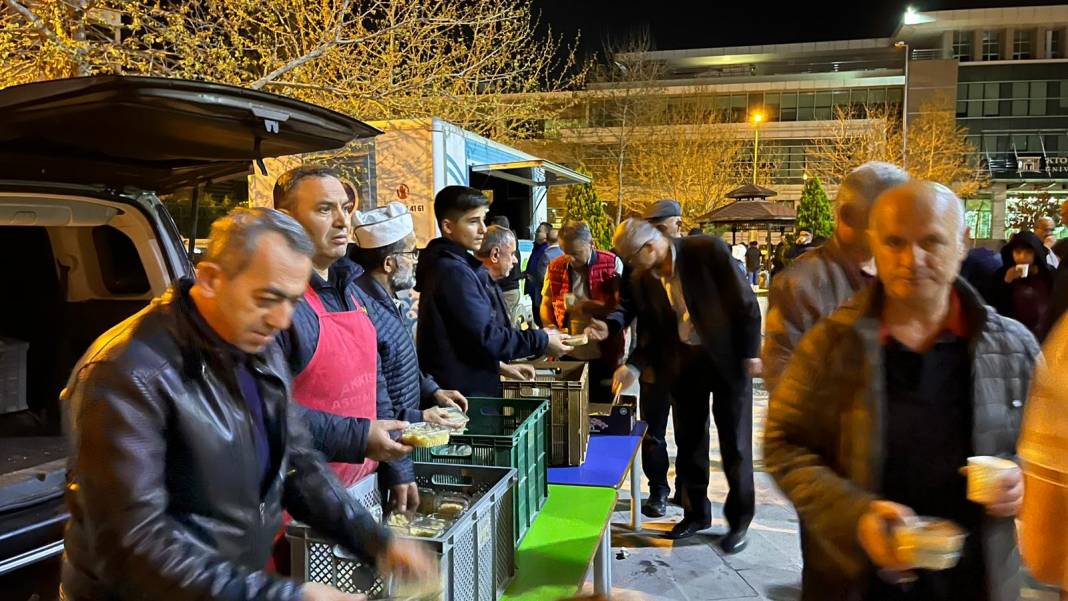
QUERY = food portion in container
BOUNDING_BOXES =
[399,423,452,447]
[440,406,470,431]
[408,516,448,538]
[416,488,437,515]
[562,334,589,346]
[893,517,967,571]
[431,443,473,458]
[387,512,412,528]
[435,493,470,519]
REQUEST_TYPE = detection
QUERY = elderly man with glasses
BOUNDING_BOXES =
[587,218,762,551]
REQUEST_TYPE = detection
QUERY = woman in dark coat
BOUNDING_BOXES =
[993,230,1055,340]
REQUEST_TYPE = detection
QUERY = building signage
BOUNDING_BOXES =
[990,155,1068,180]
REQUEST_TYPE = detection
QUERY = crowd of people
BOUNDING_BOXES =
[54,158,1068,601]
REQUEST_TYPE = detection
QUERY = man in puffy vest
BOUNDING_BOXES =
[540,221,625,403]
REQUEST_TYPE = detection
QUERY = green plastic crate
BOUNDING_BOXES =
[411,397,548,545]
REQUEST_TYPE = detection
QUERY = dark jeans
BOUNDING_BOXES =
[747,270,759,285]
[639,377,674,500]
[670,345,754,530]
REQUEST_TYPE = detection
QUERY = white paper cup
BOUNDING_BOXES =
[967,456,1018,505]
[1016,264,1030,278]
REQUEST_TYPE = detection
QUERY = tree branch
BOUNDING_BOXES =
[5,0,90,73]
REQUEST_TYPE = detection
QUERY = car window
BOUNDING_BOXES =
[91,226,150,295]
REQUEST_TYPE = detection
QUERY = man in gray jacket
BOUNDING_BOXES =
[762,162,908,393]
[765,182,1036,601]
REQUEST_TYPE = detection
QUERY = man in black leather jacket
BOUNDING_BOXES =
[60,208,434,601]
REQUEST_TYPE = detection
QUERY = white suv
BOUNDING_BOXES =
[0,76,378,599]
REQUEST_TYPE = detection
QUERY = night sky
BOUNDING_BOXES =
[532,0,1063,60]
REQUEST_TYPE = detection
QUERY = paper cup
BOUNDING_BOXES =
[1017,264,1030,278]
[967,456,1018,505]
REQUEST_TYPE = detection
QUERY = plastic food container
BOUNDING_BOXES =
[441,407,470,430]
[894,517,967,571]
[416,488,437,515]
[399,423,451,448]
[563,334,588,346]
[409,516,448,538]
[435,493,470,519]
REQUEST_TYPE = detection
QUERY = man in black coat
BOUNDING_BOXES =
[415,186,571,396]
[60,208,434,601]
[589,217,762,553]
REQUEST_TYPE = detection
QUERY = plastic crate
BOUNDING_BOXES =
[0,337,28,415]
[501,361,589,467]
[411,397,548,546]
[286,464,517,601]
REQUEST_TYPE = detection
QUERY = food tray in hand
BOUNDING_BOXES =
[399,423,452,447]
[410,397,549,546]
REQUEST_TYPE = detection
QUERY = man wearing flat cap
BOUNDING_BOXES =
[635,197,684,517]
[588,218,762,553]
[349,201,469,513]
[644,199,683,238]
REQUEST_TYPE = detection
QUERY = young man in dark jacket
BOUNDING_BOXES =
[60,208,433,601]
[349,201,468,512]
[416,186,571,396]
[765,182,1035,601]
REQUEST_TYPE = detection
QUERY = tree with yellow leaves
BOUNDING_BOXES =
[0,0,587,141]
[807,97,986,197]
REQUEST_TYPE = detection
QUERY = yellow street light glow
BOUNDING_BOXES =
[750,112,765,124]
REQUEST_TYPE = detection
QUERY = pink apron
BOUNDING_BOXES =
[291,287,379,487]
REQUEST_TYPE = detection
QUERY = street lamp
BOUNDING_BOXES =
[895,40,909,166]
[749,111,765,185]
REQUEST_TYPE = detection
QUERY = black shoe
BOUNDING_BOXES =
[664,519,712,540]
[641,494,668,518]
[719,528,749,554]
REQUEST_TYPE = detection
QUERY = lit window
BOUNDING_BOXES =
[952,31,972,60]
[982,31,1000,61]
[1013,30,1032,60]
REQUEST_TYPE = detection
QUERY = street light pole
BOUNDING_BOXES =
[750,111,764,185]
[895,41,909,166]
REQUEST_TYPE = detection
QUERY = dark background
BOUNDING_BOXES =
[532,0,1063,60]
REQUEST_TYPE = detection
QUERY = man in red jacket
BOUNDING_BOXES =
[540,221,624,403]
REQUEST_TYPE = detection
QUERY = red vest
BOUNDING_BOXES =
[546,251,625,365]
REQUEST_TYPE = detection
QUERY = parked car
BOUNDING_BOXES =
[0,75,377,600]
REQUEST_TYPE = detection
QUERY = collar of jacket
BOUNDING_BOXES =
[833,277,990,345]
[430,237,483,269]
[355,272,400,313]
[310,256,364,294]
[168,278,281,382]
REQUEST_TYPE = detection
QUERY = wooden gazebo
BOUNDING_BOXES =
[697,183,796,244]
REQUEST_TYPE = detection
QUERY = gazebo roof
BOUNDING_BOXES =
[725,183,778,200]
[697,199,796,225]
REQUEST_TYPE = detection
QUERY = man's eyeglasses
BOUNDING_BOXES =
[623,241,652,266]
[393,249,420,260]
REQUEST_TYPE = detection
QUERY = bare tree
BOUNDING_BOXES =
[627,100,751,225]
[807,98,985,196]
[0,0,587,141]
[806,104,903,186]
[589,29,666,222]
